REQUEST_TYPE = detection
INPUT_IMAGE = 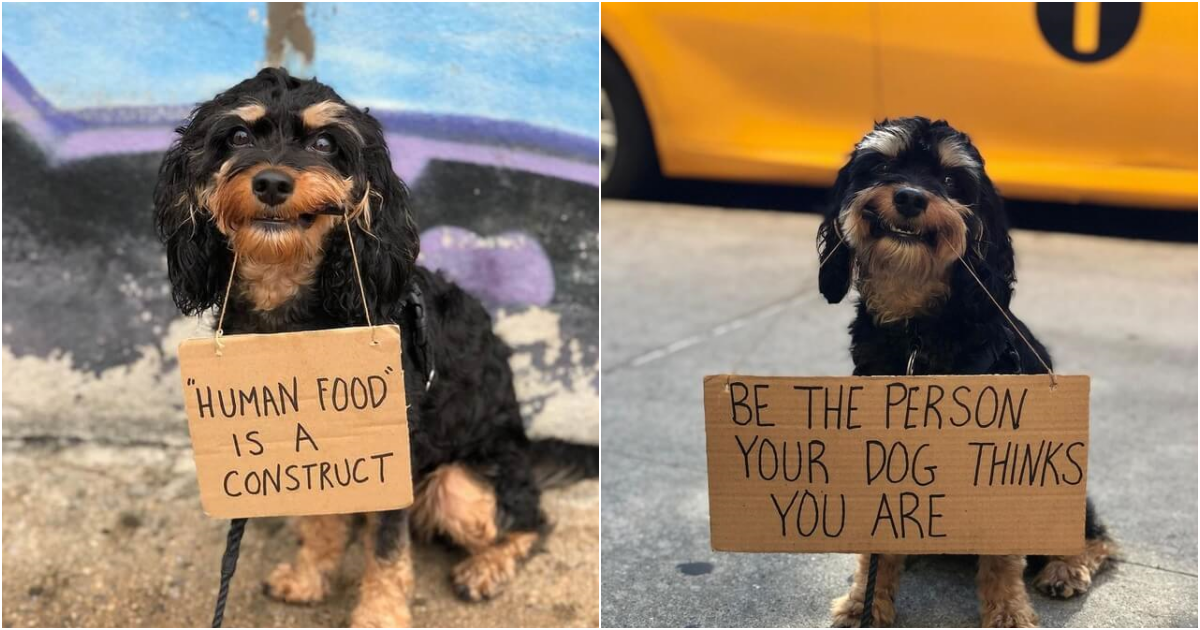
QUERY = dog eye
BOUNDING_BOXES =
[229,129,252,148]
[311,134,335,154]
[943,175,956,189]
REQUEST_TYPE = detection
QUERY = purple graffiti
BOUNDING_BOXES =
[418,226,554,307]
[2,56,598,187]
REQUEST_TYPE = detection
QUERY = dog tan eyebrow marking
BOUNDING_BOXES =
[302,101,349,129]
[228,102,267,124]
[858,126,910,157]
[938,138,981,170]
[301,101,362,141]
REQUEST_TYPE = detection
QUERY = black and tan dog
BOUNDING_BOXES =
[817,117,1113,628]
[154,68,597,627]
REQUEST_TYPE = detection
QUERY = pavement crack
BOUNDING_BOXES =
[603,448,706,475]
[603,291,816,375]
[1111,557,1198,578]
[3,433,188,450]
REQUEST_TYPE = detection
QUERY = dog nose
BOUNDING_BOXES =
[893,187,928,218]
[252,169,294,206]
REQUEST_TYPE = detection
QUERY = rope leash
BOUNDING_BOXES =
[860,553,879,628]
[856,344,919,627]
[205,212,377,626]
[211,518,247,628]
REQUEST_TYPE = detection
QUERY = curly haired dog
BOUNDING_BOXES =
[817,117,1114,628]
[153,68,598,627]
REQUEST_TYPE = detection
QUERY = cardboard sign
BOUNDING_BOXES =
[179,326,412,518]
[704,374,1088,555]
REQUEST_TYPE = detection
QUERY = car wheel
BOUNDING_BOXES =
[601,43,658,198]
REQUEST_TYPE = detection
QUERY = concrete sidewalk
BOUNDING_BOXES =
[600,201,1198,628]
[2,443,598,628]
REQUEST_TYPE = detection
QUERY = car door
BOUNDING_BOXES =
[874,2,1197,207]
[607,3,879,184]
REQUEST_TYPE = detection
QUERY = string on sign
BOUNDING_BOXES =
[344,213,379,344]
[956,254,1058,390]
[807,223,1058,391]
[210,214,379,353]
[818,231,845,270]
[213,251,240,356]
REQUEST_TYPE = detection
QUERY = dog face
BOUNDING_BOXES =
[154,68,418,316]
[194,100,355,264]
[166,71,370,263]
[817,117,1014,323]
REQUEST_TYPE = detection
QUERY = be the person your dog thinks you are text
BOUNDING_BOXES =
[704,374,1089,555]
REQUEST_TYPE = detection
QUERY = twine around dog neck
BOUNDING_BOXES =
[206,213,434,627]
[214,216,378,352]
[820,228,1059,390]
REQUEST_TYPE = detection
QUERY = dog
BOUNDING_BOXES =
[153,67,598,627]
[816,117,1114,628]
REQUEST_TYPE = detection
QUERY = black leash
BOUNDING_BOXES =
[400,284,436,391]
[860,553,879,628]
[853,340,916,630]
[211,518,247,628]
[205,285,434,627]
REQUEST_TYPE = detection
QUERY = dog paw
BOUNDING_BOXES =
[452,553,515,602]
[830,594,864,627]
[263,562,328,604]
[1033,560,1092,599]
[981,602,1039,628]
[349,604,412,628]
[830,593,895,627]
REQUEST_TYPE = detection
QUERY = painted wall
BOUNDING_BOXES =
[1,2,599,445]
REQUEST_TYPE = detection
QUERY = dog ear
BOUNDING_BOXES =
[153,139,231,316]
[319,115,421,322]
[953,172,1015,313]
[817,160,855,304]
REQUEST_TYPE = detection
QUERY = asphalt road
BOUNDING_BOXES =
[600,200,1198,628]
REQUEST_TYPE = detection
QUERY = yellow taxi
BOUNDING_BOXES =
[601,3,1197,208]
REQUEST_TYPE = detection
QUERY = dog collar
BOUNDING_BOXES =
[399,284,436,391]
[903,323,1023,375]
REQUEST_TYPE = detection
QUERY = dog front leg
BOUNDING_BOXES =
[977,555,1037,628]
[1032,537,1114,599]
[830,553,905,627]
[265,514,351,603]
[351,509,413,628]
[1033,503,1115,599]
